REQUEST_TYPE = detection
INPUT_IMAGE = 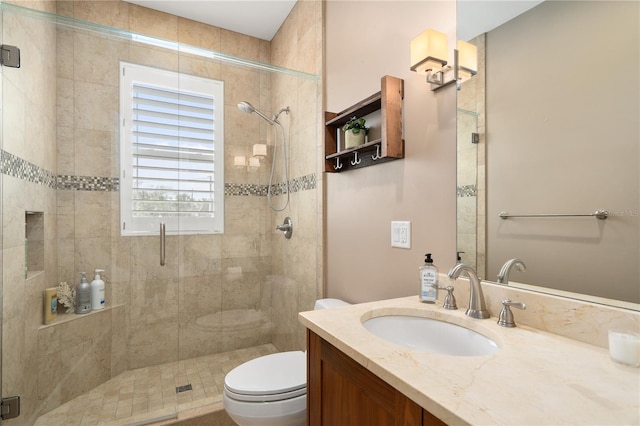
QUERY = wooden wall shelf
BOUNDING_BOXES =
[324,75,404,172]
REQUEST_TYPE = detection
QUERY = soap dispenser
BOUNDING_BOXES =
[75,272,91,314]
[419,253,438,303]
[90,269,105,311]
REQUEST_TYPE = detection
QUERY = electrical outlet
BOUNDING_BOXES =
[391,221,411,249]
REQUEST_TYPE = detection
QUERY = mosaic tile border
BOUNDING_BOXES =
[57,175,120,191]
[225,183,268,196]
[1,150,317,195]
[457,184,477,197]
[269,173,317,196]
[1,150,57,188]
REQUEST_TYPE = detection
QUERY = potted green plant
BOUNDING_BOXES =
[342,116,369,149]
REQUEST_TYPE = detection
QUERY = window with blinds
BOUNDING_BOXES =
[120,62,224,235]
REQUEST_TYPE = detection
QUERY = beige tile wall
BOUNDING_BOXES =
[2,0,321,422]
[269,0,323,351]
[2,3,59,424]
[56,0,280,369]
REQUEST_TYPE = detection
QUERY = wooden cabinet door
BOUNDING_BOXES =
[308,330,426,426]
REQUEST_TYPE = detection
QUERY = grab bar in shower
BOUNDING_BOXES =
[160,222,166,266]
[499,210,609,220]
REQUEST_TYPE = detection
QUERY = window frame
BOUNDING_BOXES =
[119,61,225,236]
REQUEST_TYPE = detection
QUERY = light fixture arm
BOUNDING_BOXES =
[428,49,458,91]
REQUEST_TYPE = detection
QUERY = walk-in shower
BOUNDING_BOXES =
[0,2,320,424]
[238,101,291,211]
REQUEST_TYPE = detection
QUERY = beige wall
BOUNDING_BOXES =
[325,1,457,303]
[270,0,324,351]
[485,0,639,303]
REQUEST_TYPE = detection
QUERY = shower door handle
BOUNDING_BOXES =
[160,222,166,266]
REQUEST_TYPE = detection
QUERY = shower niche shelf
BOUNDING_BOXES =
[25,211,45,279]
[324,75,404,172]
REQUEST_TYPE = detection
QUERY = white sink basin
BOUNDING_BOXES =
[363,315,499,356]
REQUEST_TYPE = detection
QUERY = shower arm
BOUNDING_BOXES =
[237,101,291,211]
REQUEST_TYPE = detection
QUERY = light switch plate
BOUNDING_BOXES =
[391,221,411,249]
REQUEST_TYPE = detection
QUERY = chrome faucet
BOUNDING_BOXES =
[497,258,526,284]
[447,263,490,319]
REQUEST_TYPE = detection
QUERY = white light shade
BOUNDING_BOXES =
[253,143,267,157]
[410,29,448,72]
[248,157,260,168]
[234,156,246,167]
[457,40,478,75]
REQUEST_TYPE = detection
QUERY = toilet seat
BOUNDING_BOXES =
[224,385,306,402]
[224,351,306,403]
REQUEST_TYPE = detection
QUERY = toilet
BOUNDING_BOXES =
[222,298,350,426]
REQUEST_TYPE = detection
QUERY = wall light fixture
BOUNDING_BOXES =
[234,156,246,169]
[248,156,260,172]
[252,143,267,159]
[410,29,477,91]
[234,154,262,171]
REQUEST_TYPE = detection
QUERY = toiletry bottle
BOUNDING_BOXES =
[90,269,105,310]
[419,253,438,303]
[43,287,58,325]
[75,272,92,314]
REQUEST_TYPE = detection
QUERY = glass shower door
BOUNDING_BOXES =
[0,3,320,424]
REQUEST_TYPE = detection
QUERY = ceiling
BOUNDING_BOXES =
[123,0,544,44]
[457,0,544,41]
[123,0,297,41]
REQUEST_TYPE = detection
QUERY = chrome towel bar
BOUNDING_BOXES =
[499,210,609,220]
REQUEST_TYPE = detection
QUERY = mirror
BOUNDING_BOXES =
[456,0,639,307]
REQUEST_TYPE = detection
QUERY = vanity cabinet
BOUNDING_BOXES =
[324,75,404,172]
[307,330,446,426]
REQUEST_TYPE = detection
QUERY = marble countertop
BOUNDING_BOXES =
[299,295,640,425]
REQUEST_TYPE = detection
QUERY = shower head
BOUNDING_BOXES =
[237,101,275,125]
[237,101,255,114]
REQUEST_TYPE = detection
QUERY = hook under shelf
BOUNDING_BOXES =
[351,152,362,166]
[334,157,343,170]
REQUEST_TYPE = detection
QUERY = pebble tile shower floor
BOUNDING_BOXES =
[34,344,277,426]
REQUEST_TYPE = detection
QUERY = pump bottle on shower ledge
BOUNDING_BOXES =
[91,269,105,310]
[75,272,91,314]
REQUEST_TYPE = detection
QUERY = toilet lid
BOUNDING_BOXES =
[224,351,306,396]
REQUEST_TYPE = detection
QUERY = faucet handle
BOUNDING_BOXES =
[437,285,457,310]
[497,299,526,328]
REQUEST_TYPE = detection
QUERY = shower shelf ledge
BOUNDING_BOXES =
[38,304,125,330]
[26,270,44,281]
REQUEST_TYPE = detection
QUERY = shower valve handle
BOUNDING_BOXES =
[276,217,293,239]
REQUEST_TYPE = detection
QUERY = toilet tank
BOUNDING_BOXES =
[314,298,350,310]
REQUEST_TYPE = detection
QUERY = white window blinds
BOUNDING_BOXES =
[120,62,224,235]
